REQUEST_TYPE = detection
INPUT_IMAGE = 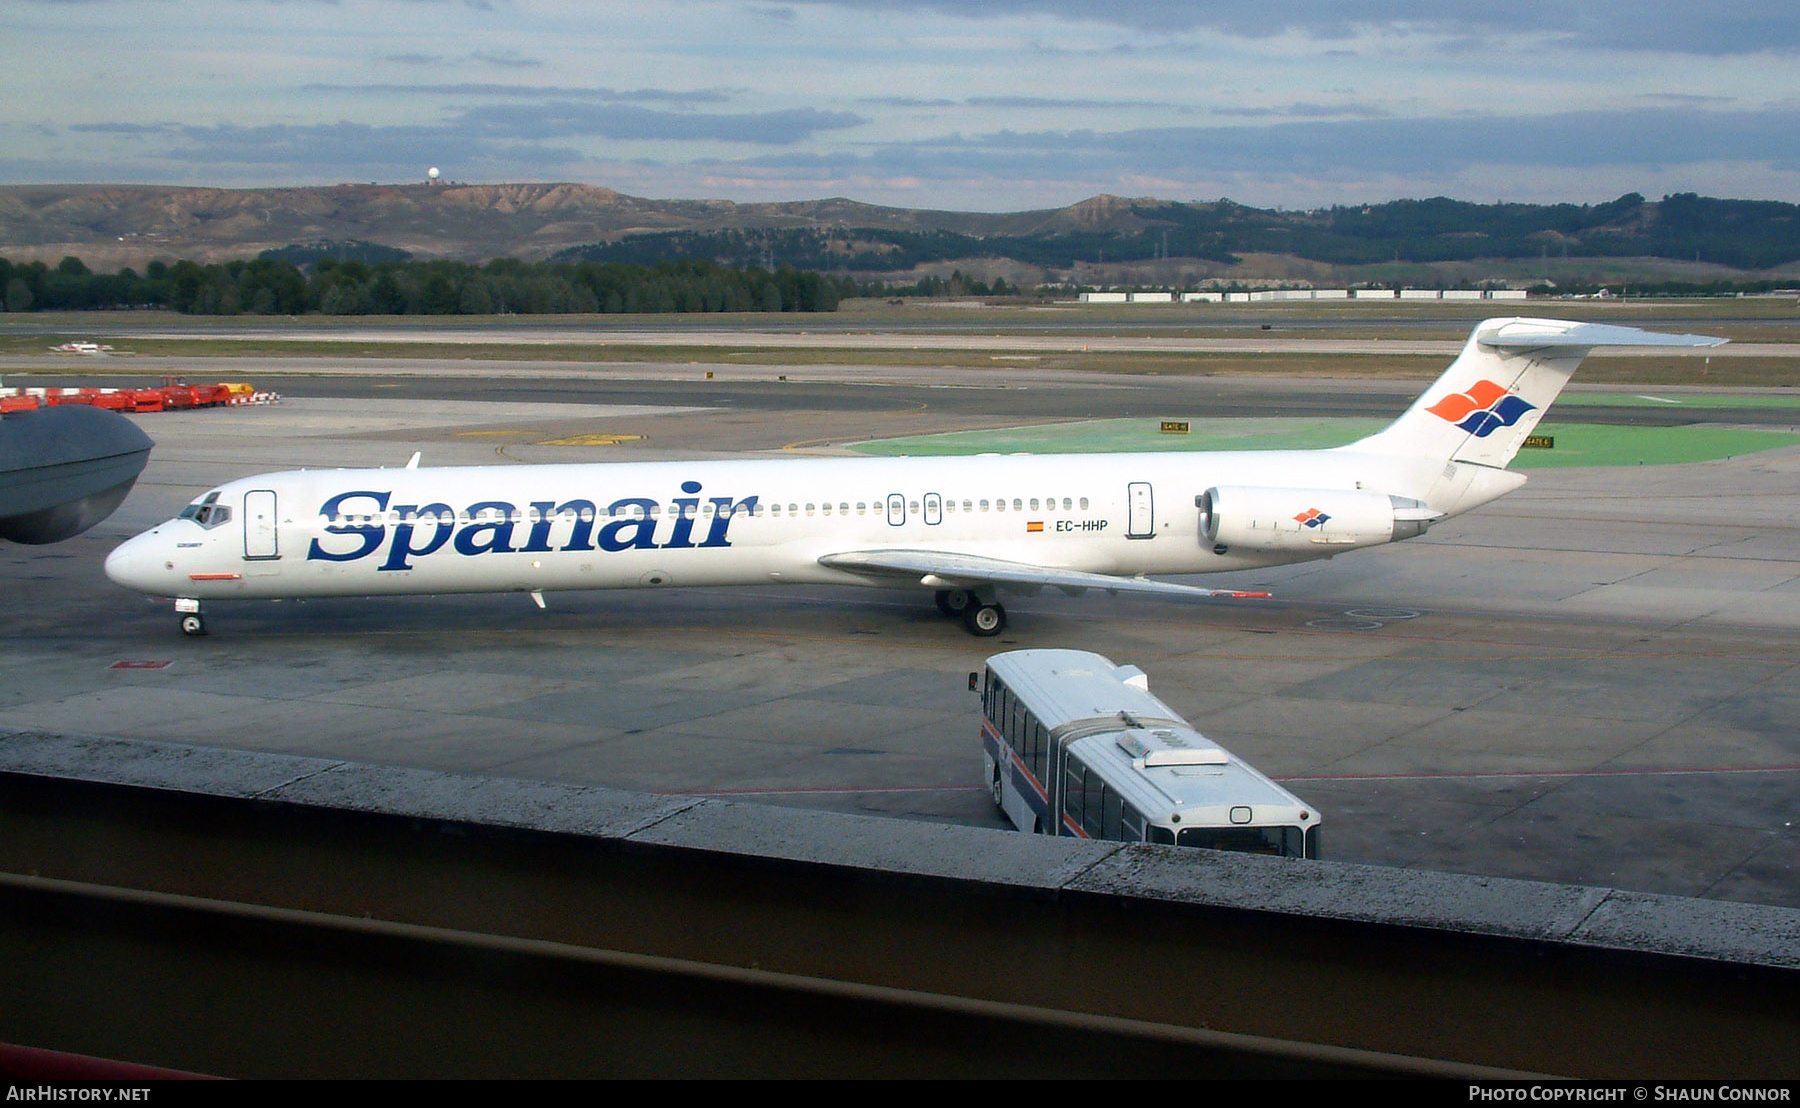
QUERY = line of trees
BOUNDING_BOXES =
[558,225,1241,272]
[0,254,856,315]
[559,193,1800,274]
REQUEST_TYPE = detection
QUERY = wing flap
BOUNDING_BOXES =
[817,549,1270,600]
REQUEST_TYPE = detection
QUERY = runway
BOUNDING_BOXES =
[4,340,1798,910]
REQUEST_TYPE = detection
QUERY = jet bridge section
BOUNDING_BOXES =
[0,730,1796,1079]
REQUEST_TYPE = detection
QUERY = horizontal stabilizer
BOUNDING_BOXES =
[819,549,1270,600]
[1475,319,1727,350]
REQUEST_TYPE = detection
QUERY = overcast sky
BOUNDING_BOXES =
[9,0,1800,211]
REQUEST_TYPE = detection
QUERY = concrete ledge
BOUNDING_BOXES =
[7,727,1800,1076]
[5,727,1797,971]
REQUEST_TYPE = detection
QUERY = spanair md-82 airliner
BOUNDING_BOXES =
[105,317,1724,637]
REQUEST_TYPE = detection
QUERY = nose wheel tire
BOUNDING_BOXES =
[962,602,1006,637]
[179,614,207,637]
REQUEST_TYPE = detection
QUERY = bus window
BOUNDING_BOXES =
[1103,784,1124,840]
[1062,754,1086,831]
[1083,770,1105,838]
[1176,826,1302,857]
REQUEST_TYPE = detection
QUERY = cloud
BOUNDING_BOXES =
[144,121,584,176]
[964,96,1186,111]
[739,106,1800,183]
[858,95,1185,111]
[786,0,1800,55]
[469,50,542,69]
[305,83,733,105]
[1212,102,1393,120]
[101,100,865,177]
[450,102,865,144]
[68,122,177,135]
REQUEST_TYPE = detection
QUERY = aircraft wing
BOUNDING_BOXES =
[817,549,1271,600]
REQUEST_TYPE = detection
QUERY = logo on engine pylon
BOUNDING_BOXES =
[1426,380,1536,438]
[1294,508,1330,528]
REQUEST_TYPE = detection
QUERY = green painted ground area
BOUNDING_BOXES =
[851,418,1800,469]
[1505,423,1800,468]
[1560,391,1800,410]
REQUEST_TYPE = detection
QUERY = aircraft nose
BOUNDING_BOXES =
[105,529,173,593]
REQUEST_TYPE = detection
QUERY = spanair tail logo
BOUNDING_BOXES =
[1425,380,1536,437]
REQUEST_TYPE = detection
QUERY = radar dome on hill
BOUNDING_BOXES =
[427,167,440,183]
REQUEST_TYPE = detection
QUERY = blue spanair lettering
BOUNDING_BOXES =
[453,501,518,556]
[701,494,758,547]
[598,498,658,552]
[380,503,455,571]
[555,500,600,552]
[519,501,559,553]
[305,485,755,566]
[308,490,391,562]
[663,481,704,550]
[517,500,600,553]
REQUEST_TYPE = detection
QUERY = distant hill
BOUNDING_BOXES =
[4,182,1800,286]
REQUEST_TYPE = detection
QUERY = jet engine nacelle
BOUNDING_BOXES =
[1196,486,1440,554]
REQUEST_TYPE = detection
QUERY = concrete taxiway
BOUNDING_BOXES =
[3,356,1797,910]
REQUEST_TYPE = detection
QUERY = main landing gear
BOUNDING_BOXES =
[934,588,1007,637]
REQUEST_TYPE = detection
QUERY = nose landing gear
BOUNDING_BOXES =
[175,598,206,637]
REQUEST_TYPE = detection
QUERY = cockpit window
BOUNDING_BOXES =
[178,491,232,529]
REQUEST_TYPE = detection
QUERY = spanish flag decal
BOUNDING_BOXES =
[1026,521,1044,533]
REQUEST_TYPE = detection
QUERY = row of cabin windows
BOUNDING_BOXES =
[984,674,1049,791]
[985,670,1154,844]
[324,495,1095,525]
[771,496,1088,517]
[1061,751,1152,842]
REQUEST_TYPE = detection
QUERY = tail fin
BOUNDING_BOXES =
[1351,317,1725,468]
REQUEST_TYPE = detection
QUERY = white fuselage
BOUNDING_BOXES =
[102,446,1479,603]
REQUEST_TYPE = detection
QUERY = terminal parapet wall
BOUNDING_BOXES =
[0,731,1795,1078]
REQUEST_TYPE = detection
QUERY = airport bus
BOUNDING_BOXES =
[978,649,1320,859]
